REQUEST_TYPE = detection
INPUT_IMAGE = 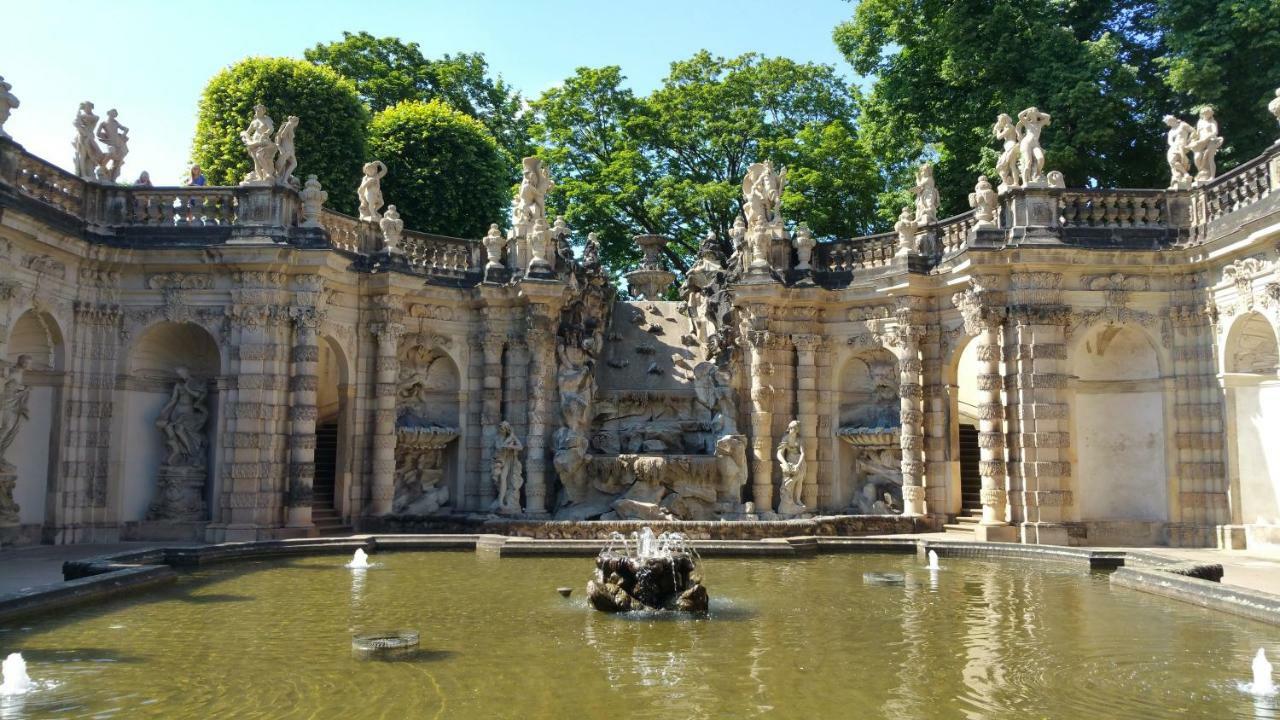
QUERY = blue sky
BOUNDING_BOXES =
[0,0,859,184]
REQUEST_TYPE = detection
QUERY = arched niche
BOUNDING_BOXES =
[4,309,66,533]
[315,336,353,518]
[394,342,462,515]
[834,349,899,511]
[1069,322,1169,527]
[1221,312,1280,528]
[945,335,982,517]
[116,322,221,528]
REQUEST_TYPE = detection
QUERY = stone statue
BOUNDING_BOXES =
[273,115,300,188]
[0,355,32,474]
[155,367,209,467]
[239,104,277,185]
[993,113,1021,192]
[380,204,404,254]
[299,175,327,227]
[482,223,505,270]
[0,76,18,140]
[742,161,786,230]
[714,434,748,507]
[894,206,918,254]
[1190,107,1224,184]
[969,175,998,227]
[1164,115,1194,188]
[775,419,806,516]
[1270,88,1280,136]
[490,421,524,515]
[1016,106,1051,185]
[583,232,601,269]
[792,223,815,271]
[553,426,590,505]
[528,216,551,272]
[392,445,451,515]
[728,215,748,273]
[513,156,553,237]
[72,101,103,179]
[358,160,388,222]
[913,163,940,224]
[94,108,129,183]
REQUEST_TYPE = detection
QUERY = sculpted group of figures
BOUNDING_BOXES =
[70,101,130,183]
[1164,108,1226,188]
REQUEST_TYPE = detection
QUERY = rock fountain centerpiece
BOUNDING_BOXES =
[626,235,677,300]
[587,528,708,613]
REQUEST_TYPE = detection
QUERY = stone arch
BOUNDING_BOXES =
[114,321,221,534]
[3,309,66,540]
[315,335,354,518]
[834,348,900,512]
[1220,311,1280,533]
[1067,322,1170,538]
[394,339,463,515]
[944,333,983,518]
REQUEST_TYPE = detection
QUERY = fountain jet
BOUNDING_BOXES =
[0,653,31,696]
[1247,648,1276,696]
[346,549,371,569]
[587,528,708,613]
[927,550,941,571]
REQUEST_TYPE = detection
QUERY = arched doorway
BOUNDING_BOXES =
[3,309,65,544]
[1069,323,1169,542]
[948,336,983,520]
[1222,311,1280,537]
[118,321,221,539]
[312,336,352,533]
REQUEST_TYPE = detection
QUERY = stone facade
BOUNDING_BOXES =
[3,100,1280,549]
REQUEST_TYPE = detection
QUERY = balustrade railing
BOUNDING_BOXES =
[12,151,86,217]
[109,187,239,227]
[1189,149,1276,243]
[1059,190,1169,228]
[319,209,369,254]
[402,230,476,274]
[936,210,977,256]
[816,231,897,272]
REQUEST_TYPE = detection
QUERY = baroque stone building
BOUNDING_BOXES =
[2,97,1280,550]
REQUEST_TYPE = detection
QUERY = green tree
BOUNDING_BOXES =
[1157,0,1280,168]
[533,53,880,273]
[306,32,531,166]
[367,99,508,238]
[834,0,1170,222]
[192,57,368,212]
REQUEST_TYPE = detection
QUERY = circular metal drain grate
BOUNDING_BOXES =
[352,630,420,660]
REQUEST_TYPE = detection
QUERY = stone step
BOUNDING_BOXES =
[943,523,975,535]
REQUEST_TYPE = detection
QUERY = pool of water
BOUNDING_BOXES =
[0,551,1277,719]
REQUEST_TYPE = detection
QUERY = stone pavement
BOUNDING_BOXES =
[2,537,1280,601]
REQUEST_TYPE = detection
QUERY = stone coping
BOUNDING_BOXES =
[0,535,1274,626]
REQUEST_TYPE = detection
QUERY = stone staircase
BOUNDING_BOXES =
[311,423,351,536]
[945,424,983,537]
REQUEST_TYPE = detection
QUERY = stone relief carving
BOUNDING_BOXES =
[0,355,29,526]
[23,255,66,279]
[147,367,209,522]
[0,76,17,140]
[358,160,388,222]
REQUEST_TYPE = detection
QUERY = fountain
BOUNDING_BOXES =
[1246,648,1276,696]
[0,653,31,696]
[587,528,708,613]
[927,550,940,571]
[346,549,371,569]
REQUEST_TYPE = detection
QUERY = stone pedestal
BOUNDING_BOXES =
[147,465,207,522]
[975,524,1017,542]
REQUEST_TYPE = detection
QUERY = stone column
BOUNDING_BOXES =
[504,337,531,509]
[478,333,505,509]
[975,320,1010,532]
[896,334,926,517]
[792,334,821,510]
[524,327,554,516]
[369,321,404,515]
[922,329,950,518]
[747,330,774,511]
[285,307,322,531]
[1009,307,1072,545]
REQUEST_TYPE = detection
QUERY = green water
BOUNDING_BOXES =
[1,551,1277,719]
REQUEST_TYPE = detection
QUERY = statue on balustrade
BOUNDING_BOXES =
[491,421,524,515]
[1190,107,1224,184]
[1164,115,1194,189]
[358,160,387,222]
[482,223,506,271]
[969,176,998,227]
[1270,89,1280,134]
[274,115,300,188]
[792,223,815,271]
[894,207,918,255]
[380,204,404,254]
[299,175,327,227]
[743,161,786,230]
[0,76,18,140]
[513,156,553,238]
[775,420,807,516]
[727,215,748,274]
[1016,107,1051,185]
[239,104,277,185]
[94,108,129,183]
[993,113,1021,192]
[72,101,104,179]
[913,163,940,224]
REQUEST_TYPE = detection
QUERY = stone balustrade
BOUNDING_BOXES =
[1059,190,1170,229]
[1189,148,1277,243]
[816,231,897,272]
[106,187,240,227]
[402,230,476,275]
[11,149,86,217]
[937,210,977,256]
[320,209,373,254]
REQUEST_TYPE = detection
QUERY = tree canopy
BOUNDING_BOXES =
[532,52,880,273]
[306,32,530,166]
[367,99,509,238]
[192,57,368,213]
